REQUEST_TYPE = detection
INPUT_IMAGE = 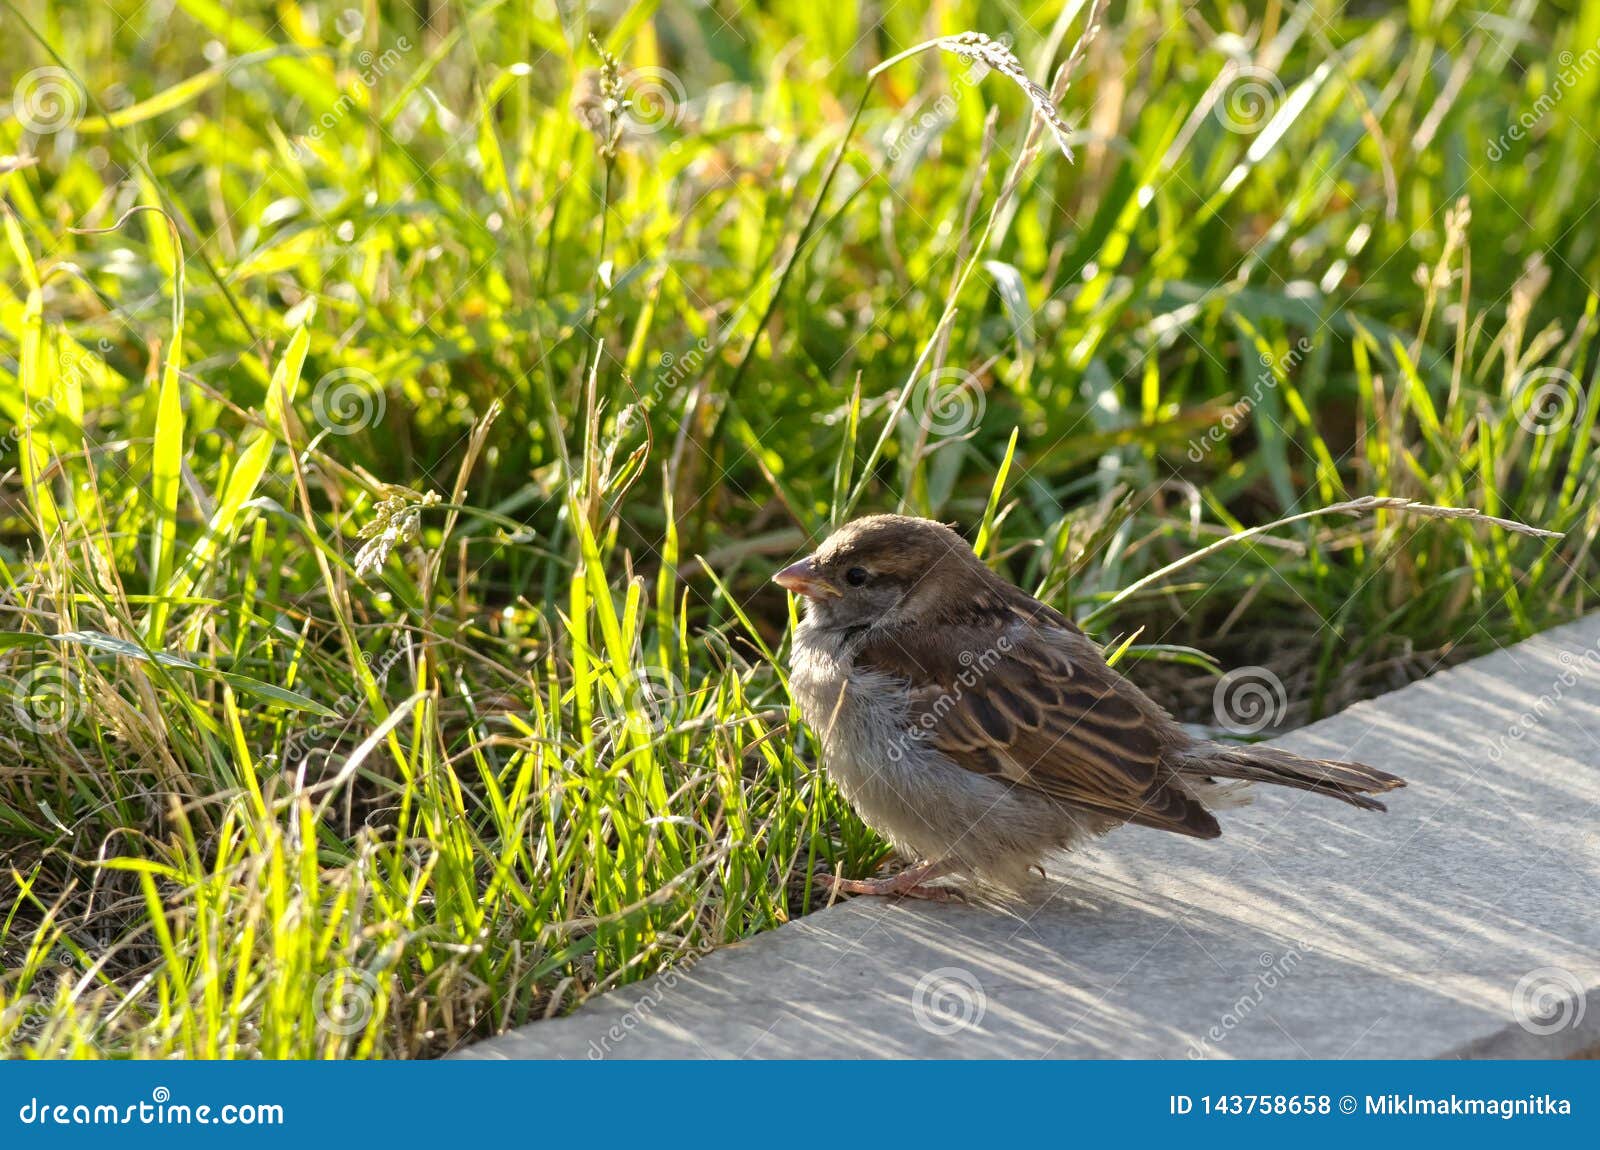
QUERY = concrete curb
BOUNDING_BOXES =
[458,615,1600,1059]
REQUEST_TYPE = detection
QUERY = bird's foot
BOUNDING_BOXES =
[814,861,959,902]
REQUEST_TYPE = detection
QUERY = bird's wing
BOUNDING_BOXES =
[855,618,1220,838]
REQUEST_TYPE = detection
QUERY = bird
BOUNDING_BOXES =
[774,513,1404,901]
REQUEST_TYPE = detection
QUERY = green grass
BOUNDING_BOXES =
[1,0,1597,1058]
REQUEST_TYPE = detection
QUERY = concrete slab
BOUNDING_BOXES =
[458,615,1600,1059]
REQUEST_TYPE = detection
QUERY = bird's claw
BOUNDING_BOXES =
[810,865,962,902]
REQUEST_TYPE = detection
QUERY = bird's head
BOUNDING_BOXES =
[772,514,995,631]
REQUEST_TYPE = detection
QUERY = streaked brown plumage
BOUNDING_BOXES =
[776,514,1405,899]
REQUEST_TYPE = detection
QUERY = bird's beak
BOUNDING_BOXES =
[773,557,840,600]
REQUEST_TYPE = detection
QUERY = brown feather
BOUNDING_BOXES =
[857,622,1222,839]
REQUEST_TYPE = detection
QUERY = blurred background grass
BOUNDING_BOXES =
[1,0,1597,1057]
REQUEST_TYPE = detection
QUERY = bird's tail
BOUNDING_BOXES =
[1172,742,1406,811]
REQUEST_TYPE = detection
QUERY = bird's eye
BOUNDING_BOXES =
[845,566,869,586]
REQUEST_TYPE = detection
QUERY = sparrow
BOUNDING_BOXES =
[775,514,1404,900]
